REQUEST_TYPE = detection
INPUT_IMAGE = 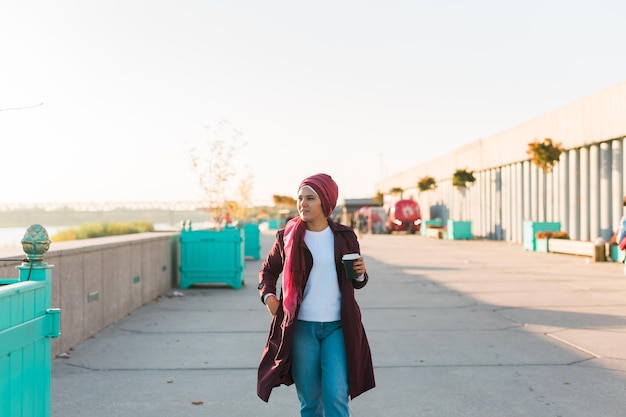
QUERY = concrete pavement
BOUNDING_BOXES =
[52,230,626,416]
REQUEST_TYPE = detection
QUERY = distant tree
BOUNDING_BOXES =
[272,195,297,207]
[236,174,254,220]
[372,191,384,206]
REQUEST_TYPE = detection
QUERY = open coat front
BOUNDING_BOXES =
[256,220,375,402]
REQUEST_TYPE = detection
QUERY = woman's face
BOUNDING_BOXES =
[297,187,325,224]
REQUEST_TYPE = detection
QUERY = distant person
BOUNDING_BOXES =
[283,214,293,227]
[256,173,375,416]
[616,196,626,250]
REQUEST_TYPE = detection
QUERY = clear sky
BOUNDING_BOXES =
[2,1,626,207]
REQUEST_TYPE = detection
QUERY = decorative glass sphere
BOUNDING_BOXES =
[21,224,51,261]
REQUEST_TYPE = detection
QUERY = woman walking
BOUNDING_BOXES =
[257,173,375,417]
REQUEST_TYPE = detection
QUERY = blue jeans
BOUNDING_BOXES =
[291,320,349,417]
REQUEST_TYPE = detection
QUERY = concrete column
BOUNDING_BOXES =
[486,169,492,238]
[530,164,539,221]
[545,170,553,221]
[467,180,473,222]
[550,163,559,222]
[589,144,599,240]
[600,141,612,241]
[494,168,502,240]
[612,139,623,233]
[523,161,531,221]
[580,146,590,241]
[514,162,523,242]
[448,180,455,224]
[502,165,510,241]
[538,166,546,222]
[559,151,569,233]
[479,170,487,238]
[488,169,493,237]
[568,149,580,240]
[482,169,489,238]
[455,180,462,221]
[619,137,626,206]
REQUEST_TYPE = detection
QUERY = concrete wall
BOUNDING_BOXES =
[0,231,178,357]
[375,81,626,243]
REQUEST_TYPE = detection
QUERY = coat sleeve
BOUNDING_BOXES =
[352,271,369,290]
[258,230,285,303]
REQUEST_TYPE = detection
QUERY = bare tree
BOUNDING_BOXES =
[188,120,246,226]
[235,173,254,220]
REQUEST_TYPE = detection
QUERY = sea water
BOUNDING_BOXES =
[0,223,182,249]
[0,226,68,248]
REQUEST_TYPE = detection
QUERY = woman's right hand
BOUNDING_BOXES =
[265,294,280,316]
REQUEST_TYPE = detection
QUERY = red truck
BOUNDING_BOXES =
[386,199,422,233]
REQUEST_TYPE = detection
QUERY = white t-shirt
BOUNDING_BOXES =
[297,226,341,322]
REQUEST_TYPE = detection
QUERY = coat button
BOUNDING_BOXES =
[257,282,264,290]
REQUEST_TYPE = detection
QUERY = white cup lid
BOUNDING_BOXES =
[342,253,360,261]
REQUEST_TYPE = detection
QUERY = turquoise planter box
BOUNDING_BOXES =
[243,223,261,260]
[522,221,561,251]
[535,238,549,252]
[179,227,245,289]
[446,220,472,240]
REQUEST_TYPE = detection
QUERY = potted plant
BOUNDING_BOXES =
[389,187,404,199]
[417,176,437,192]
[448,169,476,240]
[417,176,437,235]
[527,138,564,221]
[526,138,563,173]
[452,169,476,190]
[535,230,570,253]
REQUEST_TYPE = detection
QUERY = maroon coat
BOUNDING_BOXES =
[257,219,375,402]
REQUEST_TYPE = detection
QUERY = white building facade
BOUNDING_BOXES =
[375,81,626,243]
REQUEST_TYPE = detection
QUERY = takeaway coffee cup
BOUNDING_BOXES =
[342,253,360,280]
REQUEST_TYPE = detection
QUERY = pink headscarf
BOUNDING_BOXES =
[282,173,339,323]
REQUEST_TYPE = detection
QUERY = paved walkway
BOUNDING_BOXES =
[52,230,626,417]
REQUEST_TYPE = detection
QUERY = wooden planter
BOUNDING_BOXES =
[547,239,605,262]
